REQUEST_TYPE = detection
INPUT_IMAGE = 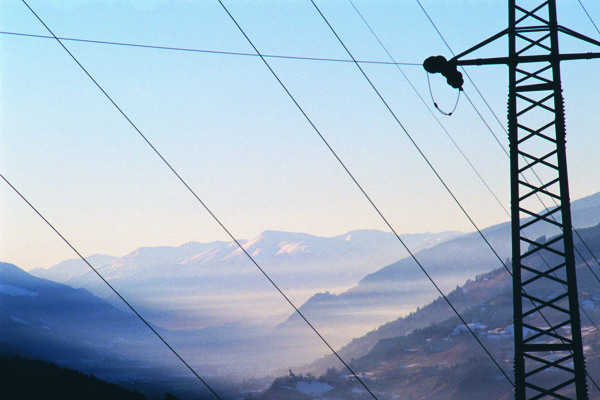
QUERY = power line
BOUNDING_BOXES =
[414,0,600,392]
[415,0,600,323]
[299,0,514,386]
[210,1,386,398]
[346,0,510,218]
[414,0,509,150]
[578,0,600,37]
[413,0,600,282]
[218,0,512,391]
[310,0,598,389]
[414,0,600,290]
[18,0,379,398]
[462,91,509,156]
[320,1,600,392]
[346,0,564,305]
[340,7,592,365]
[344,7,600,350]
[354,0,600,309]
[0,30,421,66]
[0,172,223,400]
[308,0,509,270]
[17,0,596,393]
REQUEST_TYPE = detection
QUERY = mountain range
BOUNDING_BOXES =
[256,222,600,399]
[0,262,239,399]
[31,229,461,330]
[276,192,600,348]
[4,191,600,388]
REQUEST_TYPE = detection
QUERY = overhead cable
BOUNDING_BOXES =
[0,30,420,66]
[303,0,514,386]
[19,1,377,398]
[311,0,598,390]
[578,0,600,37]
[414,0,600,391]
[415,0,600,290]
[0,172,223,400]
[414,0,508,147]
[346,0,509,217]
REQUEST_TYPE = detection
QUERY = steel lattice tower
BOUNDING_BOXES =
[424,1,600,399]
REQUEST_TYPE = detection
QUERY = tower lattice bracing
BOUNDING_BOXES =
[425,0,600,399]
[508,1,587,399]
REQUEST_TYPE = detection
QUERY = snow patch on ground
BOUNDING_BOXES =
[276,242,308,255]
[294,381,334,395]
[9,316,29,325]
[452,322,487,335]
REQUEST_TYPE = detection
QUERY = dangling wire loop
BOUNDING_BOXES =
[427,72,462,116]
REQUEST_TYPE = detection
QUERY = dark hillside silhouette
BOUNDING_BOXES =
[0,354,147,400]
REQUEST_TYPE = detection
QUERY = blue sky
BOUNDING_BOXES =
[2,0,600,270]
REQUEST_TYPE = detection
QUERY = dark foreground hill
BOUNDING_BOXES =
[0,354,149,400]
[0,262,240,400]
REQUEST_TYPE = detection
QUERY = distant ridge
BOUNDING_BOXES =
[14,191,600,379]
[299,221,600,377]
[30,229,461,329]
[278,190,600,356]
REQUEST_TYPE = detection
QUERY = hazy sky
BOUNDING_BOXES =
[2,0,599,270]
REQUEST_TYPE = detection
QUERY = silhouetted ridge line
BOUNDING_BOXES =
[0,354,147,400]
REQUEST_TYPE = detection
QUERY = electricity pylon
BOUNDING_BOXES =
[424,2,600,399]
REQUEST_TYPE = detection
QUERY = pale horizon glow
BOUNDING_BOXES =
[2,0,599,271]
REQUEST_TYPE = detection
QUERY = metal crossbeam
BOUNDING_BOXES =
[425,1,600,399]
[508,3,588,398]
